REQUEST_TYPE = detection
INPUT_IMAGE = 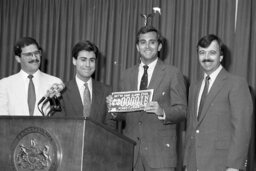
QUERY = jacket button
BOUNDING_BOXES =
[196,130,199,133]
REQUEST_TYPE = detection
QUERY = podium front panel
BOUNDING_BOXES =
[0,116,135,171]
[0,117,84,171]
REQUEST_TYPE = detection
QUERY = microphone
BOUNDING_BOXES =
[37,83,65,116]
[38,83,65,105]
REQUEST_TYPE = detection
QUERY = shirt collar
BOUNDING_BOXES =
[75,75,92,89]
[20,69,40,79]
[204,65,223,81]
[139,58,158,70]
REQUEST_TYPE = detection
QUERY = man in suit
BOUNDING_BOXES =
[183,34,253,171]
[58,40,114,126]
[109,26,187,171]
[0,37,62,116]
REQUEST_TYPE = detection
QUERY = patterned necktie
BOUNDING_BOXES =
[83,83,91,117]
[139,65,149,90]
[197,75,210,120]
[28,75,36,116]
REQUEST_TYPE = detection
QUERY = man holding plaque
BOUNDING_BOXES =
[108,26,187,171]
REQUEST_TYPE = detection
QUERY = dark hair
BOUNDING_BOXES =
[136,26,163,44]
[14,37,42,57]
[197,34,223,55]
[72,40,99,59]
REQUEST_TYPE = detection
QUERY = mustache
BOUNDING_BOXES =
[28,59,40,63]
[202,59,214,63]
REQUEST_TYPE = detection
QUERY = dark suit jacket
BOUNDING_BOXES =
[57,79,114,127]
[119,59,187,168]
[184,68,253,171]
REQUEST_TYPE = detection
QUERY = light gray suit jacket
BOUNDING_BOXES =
[184,68,253,171]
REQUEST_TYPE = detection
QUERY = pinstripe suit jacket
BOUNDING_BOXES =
[119,59,187,168]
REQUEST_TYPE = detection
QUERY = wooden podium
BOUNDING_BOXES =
[0,116,135,171]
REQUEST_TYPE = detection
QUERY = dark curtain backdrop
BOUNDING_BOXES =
[0,0,255,170]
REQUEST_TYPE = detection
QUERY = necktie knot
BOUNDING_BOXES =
[143,65,149,71]
[206,75,210,81]
[84,82,88,89]
[28,75,33,79]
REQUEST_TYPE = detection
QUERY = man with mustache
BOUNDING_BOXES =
[0,37,62,116]
[183,34,253,171]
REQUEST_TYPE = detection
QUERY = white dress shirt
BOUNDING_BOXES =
[137,58,158,90]
[0,69,62,116]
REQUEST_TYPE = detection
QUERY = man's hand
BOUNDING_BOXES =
[106,95,113,111]
[144,101,164,117]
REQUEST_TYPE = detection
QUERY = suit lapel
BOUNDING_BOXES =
[148,60,165,91]
[197,69,228,125]
[67,80,83,116]
[131,65,139,90]
[193,81,202,124]
[90,80,101,120]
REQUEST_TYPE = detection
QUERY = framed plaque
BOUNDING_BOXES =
[109,89,154,113]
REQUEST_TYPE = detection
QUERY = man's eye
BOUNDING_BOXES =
[198,51,205,55]
[150,40,157,44]
[209,51,217,55]
[139,41,146,44]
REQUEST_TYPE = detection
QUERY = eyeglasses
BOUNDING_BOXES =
[21,50,41,58]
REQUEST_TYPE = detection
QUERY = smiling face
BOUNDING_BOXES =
[198,40,223,75]
[15,44,41,74]
[136,31,162,65]
[73,50,96,82]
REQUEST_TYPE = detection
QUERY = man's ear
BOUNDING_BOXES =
[72,57,77,66]
[158,43,162,51]
[136,44,140,52]
[15,56,21,63]
[220,55,223,62]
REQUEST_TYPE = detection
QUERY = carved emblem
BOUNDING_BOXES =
[11,127,59,171]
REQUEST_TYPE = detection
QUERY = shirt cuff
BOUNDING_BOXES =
[158,110,166,120]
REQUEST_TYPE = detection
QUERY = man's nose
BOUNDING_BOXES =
[84,60,90,66]
[145,42,150,48]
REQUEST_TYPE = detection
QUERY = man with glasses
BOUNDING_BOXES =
[0,37,62,116]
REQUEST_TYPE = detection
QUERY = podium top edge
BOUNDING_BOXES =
[0,115,86,120]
